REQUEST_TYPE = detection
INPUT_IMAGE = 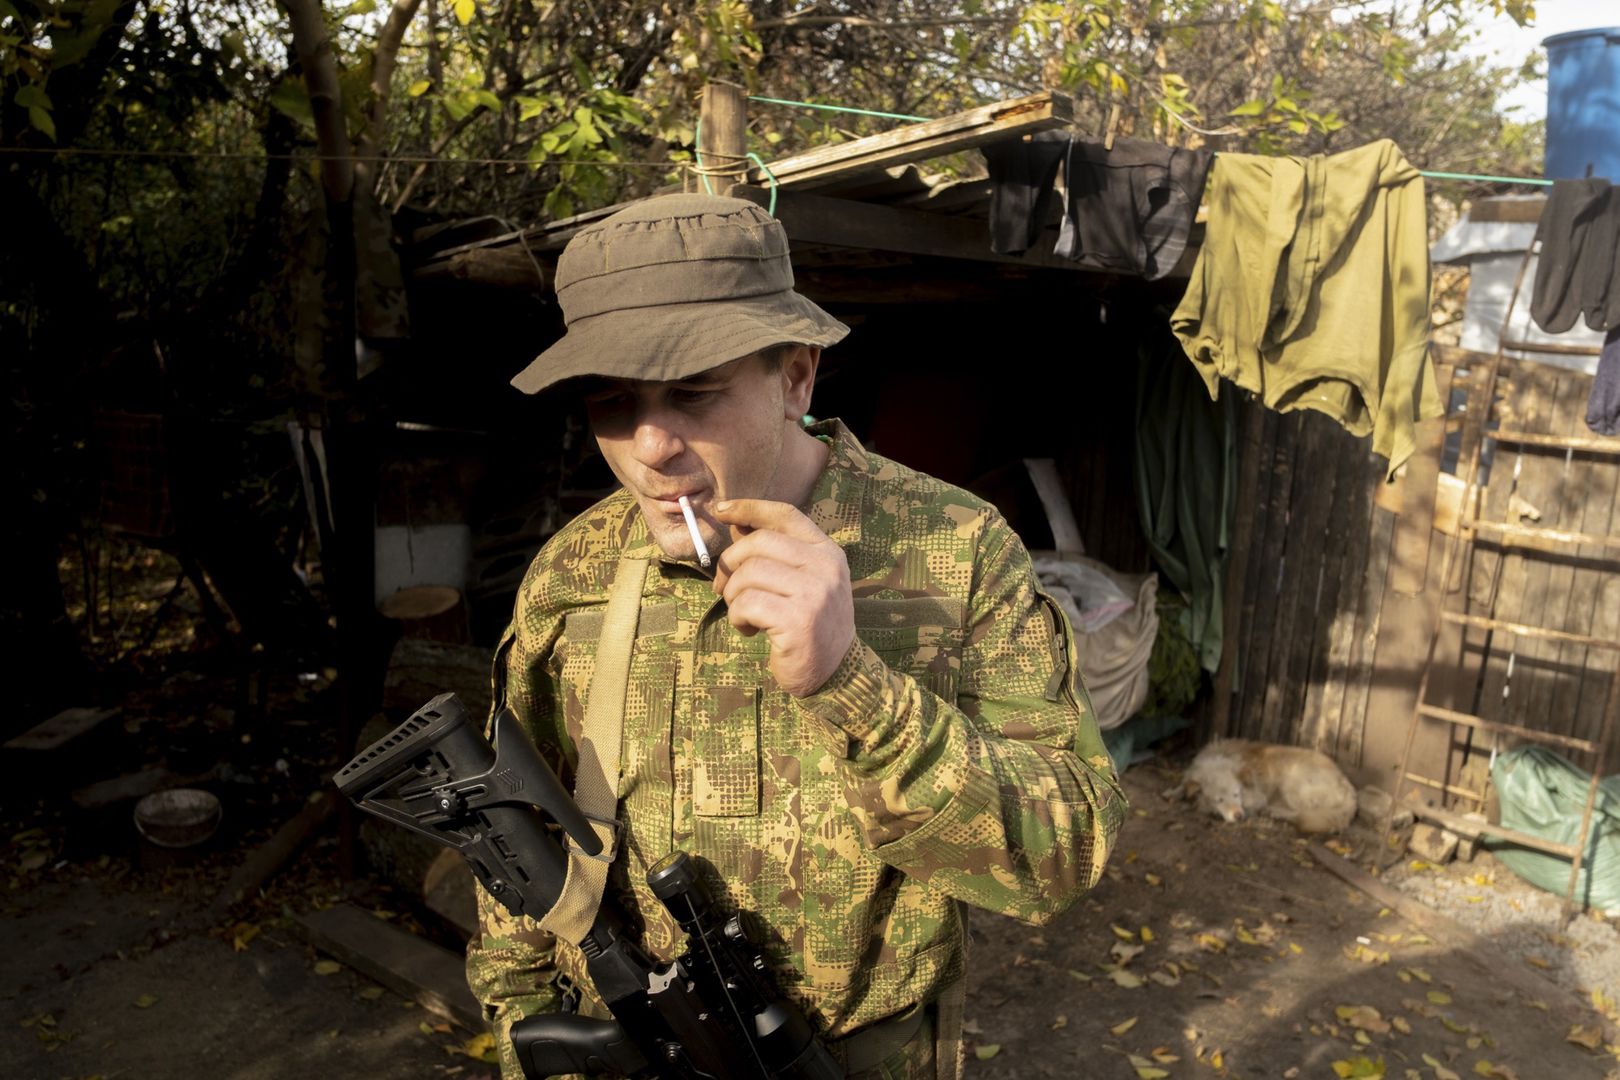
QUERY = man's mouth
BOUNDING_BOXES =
[648,490,704,514]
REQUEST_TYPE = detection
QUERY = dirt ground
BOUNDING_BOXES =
[961,763,1620,1080]
[5,544,1618,1080]
[8,740,1619,1080]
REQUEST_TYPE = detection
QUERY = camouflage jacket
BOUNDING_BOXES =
[467,420,1126,1077]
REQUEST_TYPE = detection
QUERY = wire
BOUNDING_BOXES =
[747,95,928,123]
[0,145,684,168]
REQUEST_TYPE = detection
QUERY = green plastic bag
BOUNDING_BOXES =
[1485,746,1620,912]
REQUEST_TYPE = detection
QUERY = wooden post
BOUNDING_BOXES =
[699,81,749,192]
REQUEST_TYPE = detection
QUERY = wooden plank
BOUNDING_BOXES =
[72,767,212,811]
[5,705,122,752]
[1389,392,1448,596]
[1416,703,1600,753]
[1558,405,1620,754]
[1518,368,1583,737]
[212,791,338,916]
[1340,507,1396,770]
[1491,429,1620,455]
[1303,433,1374,753]
[745,91,1074,190]
[1243,413,1301,739]
[1581,495,1620,767]
[1212,398,1265,740]
[1232,407,1281,737]
[292,902,484,1032]
[729,185,1084,271]
[1269,416,1339,745]
[1439,610,1620,649]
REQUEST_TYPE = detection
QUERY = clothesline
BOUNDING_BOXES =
[746,94,1557,188]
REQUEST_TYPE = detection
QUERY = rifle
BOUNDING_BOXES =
[335,692,842,1080]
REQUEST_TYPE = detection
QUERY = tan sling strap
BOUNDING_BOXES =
[537,556,649,945]
[931,972,967,1080]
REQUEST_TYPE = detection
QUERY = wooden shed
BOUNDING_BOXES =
[391,88,1620,823]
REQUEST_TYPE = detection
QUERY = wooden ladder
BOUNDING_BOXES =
[1387,242,1620,916]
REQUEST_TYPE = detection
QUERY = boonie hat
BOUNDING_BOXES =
[511,194,849,394]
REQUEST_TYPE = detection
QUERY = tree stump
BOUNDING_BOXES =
[378,584,469,644]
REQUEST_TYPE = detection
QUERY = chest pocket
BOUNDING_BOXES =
[852,596,966,706]
[679,684,760,819]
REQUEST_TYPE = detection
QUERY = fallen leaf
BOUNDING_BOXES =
[1403,967,1433,984]
[1194,932,1227,953]
[1423,1053,1461,1080]
[1427,991,1453,1005]
[1067,969,1092,983]
[359,987,384,1001]
[1110,968,1145,989]
[1112,924,1137,941]
[1472,1061,1520,1079]
[1051,1014,1068,1031]
[231,922,260,953]
[1145,873,1162,886]
[1111,1017,1140,1036]
[1331,1056,1386,1078]
[1336,1005,1392,1034]
[1567,1025,1602,1050]
[1113,942,1146,965]
[313,960,342,976]
[1127,1054,1170,1080]
[1391,1015,1412,1034]
[974,1044,1000,1060]
[132,995,157,1009]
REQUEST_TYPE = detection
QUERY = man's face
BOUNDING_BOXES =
[581,352,799,563]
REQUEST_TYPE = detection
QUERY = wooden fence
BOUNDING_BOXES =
[1213,351,1620,788]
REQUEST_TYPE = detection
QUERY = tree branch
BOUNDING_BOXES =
[279,0,355,203]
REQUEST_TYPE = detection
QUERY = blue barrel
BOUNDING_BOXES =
[1543,26,1620,181]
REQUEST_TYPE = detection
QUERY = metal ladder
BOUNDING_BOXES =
[1387,240,1620,916]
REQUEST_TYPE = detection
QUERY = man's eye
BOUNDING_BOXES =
[671,388,714,404]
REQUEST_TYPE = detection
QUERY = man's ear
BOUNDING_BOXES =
[781,345,821,420]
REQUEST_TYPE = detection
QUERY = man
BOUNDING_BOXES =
[468,193,1126,1079]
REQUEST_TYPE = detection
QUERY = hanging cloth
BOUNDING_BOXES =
[1056,136,1212,281]
[1529,177,1620,335]
[1171,139,1441,479]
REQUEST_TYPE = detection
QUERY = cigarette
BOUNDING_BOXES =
[678,495,711,569]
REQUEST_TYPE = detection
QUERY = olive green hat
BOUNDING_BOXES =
[510,194,849,394]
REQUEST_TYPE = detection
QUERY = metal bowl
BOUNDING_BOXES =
[134,788,222,848]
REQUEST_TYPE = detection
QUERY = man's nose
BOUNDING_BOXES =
[631,410,685,469]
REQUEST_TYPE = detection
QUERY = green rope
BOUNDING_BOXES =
[746,152,779,216]
[746,95,929,123]
[1418,170,1553,187]
[748,95,1555,188]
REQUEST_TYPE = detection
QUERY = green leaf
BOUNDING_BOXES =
[343,0,376,14]
[269,78,314,127]
[27,105,55,140]
[974,1044,1001,1060]
[1228,99,1266,117]
[407,80,432,97]
[515,95,545,121]
[452,0,474,25]
[1286,118,1308,134]
[472,88,500,111]
[14,83,51,110]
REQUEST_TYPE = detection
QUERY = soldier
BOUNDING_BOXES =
[469,193,1126,1079]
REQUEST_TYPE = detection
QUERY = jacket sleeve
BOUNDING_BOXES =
[464,604,572,1080]
[793,511,1127,925]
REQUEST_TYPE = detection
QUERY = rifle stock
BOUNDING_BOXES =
[336,692,841,1080]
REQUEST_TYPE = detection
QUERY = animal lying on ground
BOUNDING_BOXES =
[1172,739,1358,834]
